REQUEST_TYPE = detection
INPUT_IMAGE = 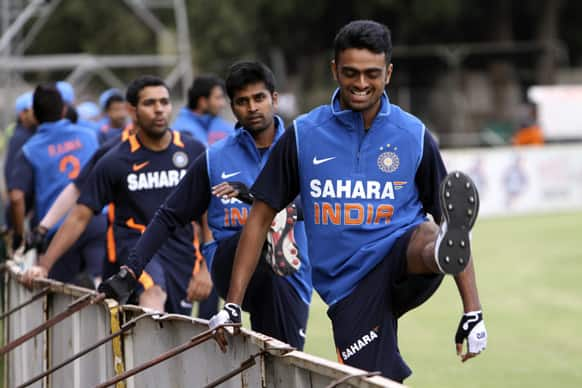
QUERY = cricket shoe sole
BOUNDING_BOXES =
[435,171,480,275]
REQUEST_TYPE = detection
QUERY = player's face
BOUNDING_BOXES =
[230,82,278,134]
[331,48,392,114]
[131,86,171,139]
[107,101,128,129]
[207,86,227,116]
[19,108,37,128]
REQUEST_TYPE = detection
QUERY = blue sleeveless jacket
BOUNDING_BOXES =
[205,116,312,304]
[172,108,234,146]
[294,90,427,305]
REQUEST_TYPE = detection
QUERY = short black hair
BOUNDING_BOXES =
[105,94,125,111]
[126,75,168,107]
[187,75,225,110]
[65,103,78,123]
[33,83,63,123]
[225,61,276,101]
[333,20,392,63]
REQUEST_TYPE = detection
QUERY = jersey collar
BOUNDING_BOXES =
[37,118,70,133]
[330,88,392,130]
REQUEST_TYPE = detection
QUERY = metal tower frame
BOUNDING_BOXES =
[0,0,193,128]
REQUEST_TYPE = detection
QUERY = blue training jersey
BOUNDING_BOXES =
[172,107,234,147]
[205,116,312,304]
[20,119,98,233]
[251,90,447,306]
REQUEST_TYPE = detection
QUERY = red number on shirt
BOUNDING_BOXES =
[59,155,81,179]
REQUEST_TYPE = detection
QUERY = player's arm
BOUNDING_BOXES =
[39,183,80,230]
[210,127,300,347]
[453,261,484,359]
[226,200,276,305]
[187,222,213,302]
[7,150,34,250]
[416,130,486,361]
[22,203,94,285]
[187,214,214,302]
[8,189,26,248]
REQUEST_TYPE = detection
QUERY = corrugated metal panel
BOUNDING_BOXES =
[1,262,403,388]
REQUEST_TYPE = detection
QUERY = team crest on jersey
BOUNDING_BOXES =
[172,151,188,168]
[377,150,399,173]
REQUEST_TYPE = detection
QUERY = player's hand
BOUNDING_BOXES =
[97,266,139,305]
[25,225,49,254]
[187,263,213,302]
[21,264,49,288]
[211,182,254,205]
[208,303,242,352]
[455,310,487,362]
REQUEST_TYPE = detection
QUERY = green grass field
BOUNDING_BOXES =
[301,211,582,387]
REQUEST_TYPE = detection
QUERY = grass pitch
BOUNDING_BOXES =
[302,211,582,387]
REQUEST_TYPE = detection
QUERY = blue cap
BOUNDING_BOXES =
[99,88,123,111]
[14,92,33,116]
[77,101,101,121]
[56,81,75,104]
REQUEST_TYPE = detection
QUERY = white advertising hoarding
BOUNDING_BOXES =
[442,144,582,217]
[528,85,582,140]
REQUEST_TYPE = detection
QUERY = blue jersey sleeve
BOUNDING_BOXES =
[77,152,119,213]
[8,150,34,195]
[251,126,300,211]
[415,130,447,224]
[127,152,211,275]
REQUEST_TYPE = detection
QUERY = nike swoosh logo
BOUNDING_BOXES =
[312,156,336,165]
[221,171,241,179]
[132,161,150,171]
[299,328,306,338]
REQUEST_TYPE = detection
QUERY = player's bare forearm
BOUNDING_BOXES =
[226,200,276,305]
[39,204,93,271]
[40,183,80,229]
[453,259,481,312]
[9,189,26,238]
[200,213,214,243]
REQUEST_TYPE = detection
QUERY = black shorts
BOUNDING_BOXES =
[211,232,309,350]
[327,225,444,382]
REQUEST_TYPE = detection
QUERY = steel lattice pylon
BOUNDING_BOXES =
[0,0,193,129]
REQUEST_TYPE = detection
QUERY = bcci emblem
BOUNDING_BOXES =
[172,151,189,168]
[377,151,399,173]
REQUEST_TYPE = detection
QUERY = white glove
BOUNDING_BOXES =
[208,303,242,332]
[455,310,487,354]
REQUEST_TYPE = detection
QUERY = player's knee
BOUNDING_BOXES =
[409,222,438,255]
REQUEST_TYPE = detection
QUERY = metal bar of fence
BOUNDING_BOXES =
[203,351,265,388]
[95,323,241,388]
[0,286,49,321]
[16,311,159,388]
[325,371,382,388]
[0,292,105,356]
